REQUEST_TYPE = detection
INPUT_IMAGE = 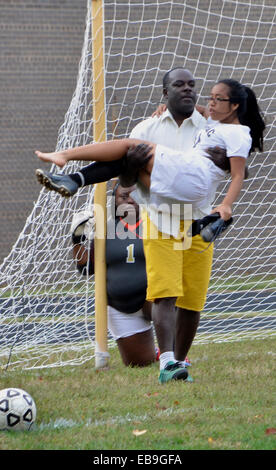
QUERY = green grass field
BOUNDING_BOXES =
[0,337,275,451]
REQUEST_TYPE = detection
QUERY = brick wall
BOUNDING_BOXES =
[0,0,87,263]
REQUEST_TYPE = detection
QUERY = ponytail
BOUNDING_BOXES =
[218,79,266,153]
[240,86,265,153]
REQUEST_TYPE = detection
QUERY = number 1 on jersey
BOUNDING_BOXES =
[126,243,135,263]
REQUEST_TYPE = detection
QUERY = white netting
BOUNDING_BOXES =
[0,0,275,370]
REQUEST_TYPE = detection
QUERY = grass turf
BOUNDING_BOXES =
[0,337,275,451]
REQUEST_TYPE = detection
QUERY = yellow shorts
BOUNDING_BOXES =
[142,214,213,312]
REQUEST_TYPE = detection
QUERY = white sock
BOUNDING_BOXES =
[159,351,175,370]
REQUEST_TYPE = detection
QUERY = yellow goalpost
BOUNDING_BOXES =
[91,0,109,369]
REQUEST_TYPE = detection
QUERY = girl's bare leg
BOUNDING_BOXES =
[35,138,152,168]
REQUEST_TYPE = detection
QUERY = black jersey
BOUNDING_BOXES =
[105,217,147,314]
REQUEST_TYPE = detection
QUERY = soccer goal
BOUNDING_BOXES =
[0,0,275,370]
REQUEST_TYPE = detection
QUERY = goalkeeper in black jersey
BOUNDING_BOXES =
[71,183,157,367]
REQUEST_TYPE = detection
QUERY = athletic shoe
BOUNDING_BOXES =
[158,361,188,384]
[36,169,79,197]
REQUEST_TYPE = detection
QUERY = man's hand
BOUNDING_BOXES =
[206,146,230,172]
[206,147,249,179]
[196,104,209,119]
[151,103,167,118]
[127,144,153,168]
[119,144,153,187]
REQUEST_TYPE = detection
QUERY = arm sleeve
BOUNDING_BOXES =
[225,127,252,158]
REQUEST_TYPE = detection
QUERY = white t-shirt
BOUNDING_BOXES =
[193,121,251,159]
[194,121,251,208]
[130,111,251,236]
[150,122,252,221]
[129,108,207,236]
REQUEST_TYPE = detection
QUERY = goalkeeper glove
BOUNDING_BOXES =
[70,210,95,244]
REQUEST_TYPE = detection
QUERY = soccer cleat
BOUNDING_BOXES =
[200,217,233,243]
[188,212,233,243]
[35,169,79,197]
[158,361,189,384]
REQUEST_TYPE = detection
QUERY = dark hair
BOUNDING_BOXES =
[218,79,265,153]
[162,67,190,90]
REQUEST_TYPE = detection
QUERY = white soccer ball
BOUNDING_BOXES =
[0,388,36,431]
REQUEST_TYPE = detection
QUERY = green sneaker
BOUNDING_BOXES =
[159,361,189,384]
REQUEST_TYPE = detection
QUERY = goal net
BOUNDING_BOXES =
[1,0,275,370]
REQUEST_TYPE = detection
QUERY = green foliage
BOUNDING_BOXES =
[0,338,275,450]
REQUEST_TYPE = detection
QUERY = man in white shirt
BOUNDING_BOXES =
[34,67,215,384]
[124,68,214,384]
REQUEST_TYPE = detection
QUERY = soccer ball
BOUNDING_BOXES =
[0,388,36,431]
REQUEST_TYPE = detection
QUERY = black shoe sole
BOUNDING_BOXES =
[172,369,189,381]
[36,169,72,198]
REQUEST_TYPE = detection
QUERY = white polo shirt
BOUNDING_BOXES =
[129,108,208,236]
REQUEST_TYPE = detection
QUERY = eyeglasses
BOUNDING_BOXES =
[206,97,231,103]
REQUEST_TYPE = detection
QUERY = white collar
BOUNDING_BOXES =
[160,107,205,128]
